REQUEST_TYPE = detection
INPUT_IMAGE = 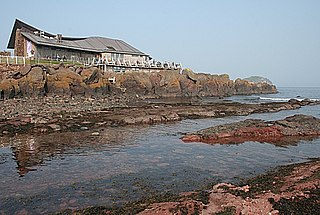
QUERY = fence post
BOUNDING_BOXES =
[7,56,9,65]
[23,57,26,66]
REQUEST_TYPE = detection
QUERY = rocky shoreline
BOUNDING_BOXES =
[182,114,320,145]
[0,64,276,99]
[1,64,319,215]
[58,158,320,215]
[138,159,320,215]
[1,98,319,137]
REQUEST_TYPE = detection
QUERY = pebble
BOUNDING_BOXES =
[48,124,61,131]
[0,96,130,119]
[91,132,100,136]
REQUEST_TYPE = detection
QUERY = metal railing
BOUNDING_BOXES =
[0,55,183,72]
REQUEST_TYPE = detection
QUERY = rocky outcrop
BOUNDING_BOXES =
[0,64,277,99]
[182,114,320,144]
[1,97,319,136]
[243,75,273,85]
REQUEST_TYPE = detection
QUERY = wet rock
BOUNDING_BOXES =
[181,134,201,142]
[0,96,317,136]
[182,114,320,144]
[136,159,320,215]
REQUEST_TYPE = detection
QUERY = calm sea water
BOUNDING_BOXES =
[228,86,320,103]
[0,87,320,214]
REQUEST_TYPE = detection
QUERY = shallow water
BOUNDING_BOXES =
[1,90,320,214]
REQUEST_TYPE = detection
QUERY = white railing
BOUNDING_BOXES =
[0,55,183,72]
[0,55,26,65]
[91,57,183,71]
[0,55,91,66]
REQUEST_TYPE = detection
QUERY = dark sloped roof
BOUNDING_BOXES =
[7,19,55,49]
[7,19,148,56]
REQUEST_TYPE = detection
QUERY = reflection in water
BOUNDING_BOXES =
[12,137,38,176]
[6,128,138,177]
[0,105,320,214]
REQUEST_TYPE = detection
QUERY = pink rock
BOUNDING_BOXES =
[181,135,201,142]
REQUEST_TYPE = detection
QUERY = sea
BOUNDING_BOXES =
[0,87,320,214]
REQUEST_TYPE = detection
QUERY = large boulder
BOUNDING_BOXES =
[234,78,277,95]
[0,78,20,99]
[156,70,182,97]
[18,66,46,97]
[82,68,110,95]
[115,71,153,96]
[47,67,85,96]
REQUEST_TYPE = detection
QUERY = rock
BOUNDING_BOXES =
[1,65,278,100]
[48,124,61,131]
[182,68,197,83]
[135,159,320,215]
[0,96,318,136]
[243,76,273,85]
[46,67,85,96]
[18,66,47,97]
[181,134,202,142]
[52,62,65,70]
[0,78,20,99]
[11,71,23,79]
[46,66,57,75]
[182,114,320,145]
[84,69,101,84]
[91,132,100,136]
[75,67,83,74]
[20,65,32,76]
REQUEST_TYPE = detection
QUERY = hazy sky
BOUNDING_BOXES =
[1,0,319,87]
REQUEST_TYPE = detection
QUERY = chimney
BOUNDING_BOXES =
[56,34,62,43]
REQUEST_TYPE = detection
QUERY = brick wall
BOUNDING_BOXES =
[14,29,25,57]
